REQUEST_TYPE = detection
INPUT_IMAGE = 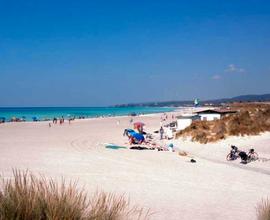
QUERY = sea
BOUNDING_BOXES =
[0,107,175,122]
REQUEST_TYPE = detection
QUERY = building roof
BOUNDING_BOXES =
[195,109,237,115]
[176,115,201,119]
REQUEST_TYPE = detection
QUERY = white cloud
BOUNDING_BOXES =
[212,74,221,80]
[225,64,246,73]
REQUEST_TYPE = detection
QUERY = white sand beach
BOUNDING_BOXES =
[0,113,270,220]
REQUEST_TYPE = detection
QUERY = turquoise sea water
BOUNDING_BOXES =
[0,107,175,121]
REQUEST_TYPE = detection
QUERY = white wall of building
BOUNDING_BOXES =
[177,118,193,131]
[199,113,221,121]
[164,127,173,139]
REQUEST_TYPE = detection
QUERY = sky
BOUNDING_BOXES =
[0,0,270,107]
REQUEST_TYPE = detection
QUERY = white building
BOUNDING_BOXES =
[164,126,174,139]
[176,115,200,131]
[195,109,237,121]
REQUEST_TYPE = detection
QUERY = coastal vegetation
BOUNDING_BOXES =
[176,103,270,143]
[0,170,149,220]
[257,198,270,220]
[114,94,270,107]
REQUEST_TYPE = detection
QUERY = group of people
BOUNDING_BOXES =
[52,117,65,125]
[228,145,258,164]
[160,113,175,124]
[49,116,74,127]
[123,126,175,152]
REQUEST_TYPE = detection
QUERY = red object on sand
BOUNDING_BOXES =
[133,122,145,130]
[133,122,145,126]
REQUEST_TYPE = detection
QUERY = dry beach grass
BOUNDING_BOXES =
[257,198,270,220]
[0,170,149,220]
[176,104,270,143]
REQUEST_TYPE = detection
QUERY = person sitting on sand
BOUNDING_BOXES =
[157,144,169,151]
[230,145,239,155]
[168,143,175,152]
[129,136,135,145]
[238,151,248,164]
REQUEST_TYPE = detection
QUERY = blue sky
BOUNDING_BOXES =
[0,0,270,106]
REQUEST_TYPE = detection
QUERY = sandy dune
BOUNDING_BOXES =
[0,114,270,220]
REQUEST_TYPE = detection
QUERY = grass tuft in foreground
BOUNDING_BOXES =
[257,198,270,220]
[0,170,150,220]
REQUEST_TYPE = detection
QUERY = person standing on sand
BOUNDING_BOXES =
[59,117,63,125]
[53,117,57,124]
[160,126,164,140]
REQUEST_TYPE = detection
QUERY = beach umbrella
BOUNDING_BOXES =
[129,132,144,142]
[126,129,135,133]
[133,122,145,127]
[123,129,135,137]
[32,116,39,121]
[133,122,145,130]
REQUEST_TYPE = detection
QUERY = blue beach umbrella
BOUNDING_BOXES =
[124,129,144,141]
[130,132,145,142]
[32,116,39,121]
